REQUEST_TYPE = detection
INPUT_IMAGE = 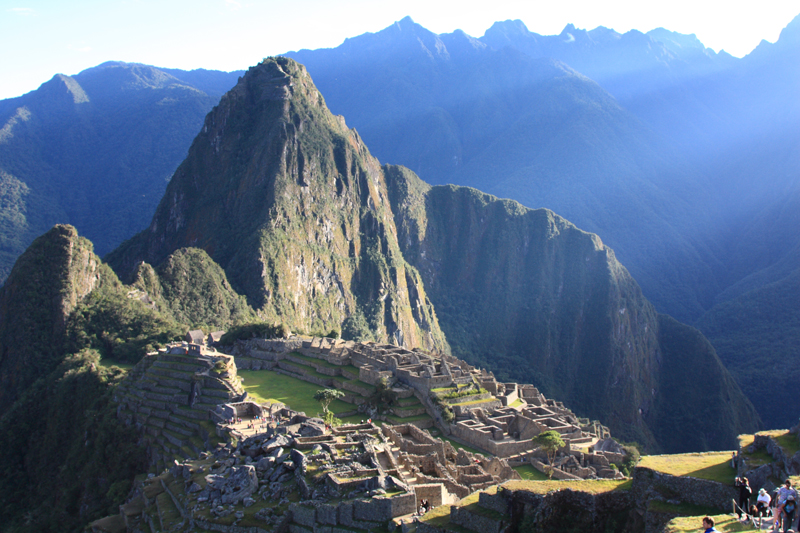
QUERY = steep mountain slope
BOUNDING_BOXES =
[286,17,724,323]
[0,62,240,281]
[697,270,800,430]
[108,57,759,451]
[385,167,759,452]
[0,225,100,411]
[0,224,191,531]
[107,57,448,351]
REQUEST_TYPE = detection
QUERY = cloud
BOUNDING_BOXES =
[8,7,35,15]
[223,0,241,10]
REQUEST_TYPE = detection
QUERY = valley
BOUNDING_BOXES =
[0,11,798,533]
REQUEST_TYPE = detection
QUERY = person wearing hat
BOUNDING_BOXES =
[757,487,772,517]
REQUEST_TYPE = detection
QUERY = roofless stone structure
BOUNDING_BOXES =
[230,335,621,479]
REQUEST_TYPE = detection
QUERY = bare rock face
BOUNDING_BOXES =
[205,465,259,505]
[0,224,100,412]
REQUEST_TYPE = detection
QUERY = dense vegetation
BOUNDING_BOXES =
[0,351,148,532]
[0,227,187,532]
[133,248,257,330]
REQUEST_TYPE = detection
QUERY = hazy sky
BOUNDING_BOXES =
[1,0,799,100]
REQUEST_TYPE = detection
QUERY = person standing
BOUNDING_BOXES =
[782,494,797,533]
[777,479,799,530]
[735,477,752,518]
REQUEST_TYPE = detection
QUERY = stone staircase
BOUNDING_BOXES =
[114,351,244,471]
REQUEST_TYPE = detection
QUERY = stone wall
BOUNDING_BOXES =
[631,466,736,511]
[450,423,538,458]
[413,484,446,508]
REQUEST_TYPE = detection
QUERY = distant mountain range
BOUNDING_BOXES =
[286,14,800,429]
[0,14,798,430]
[0,62,242,280]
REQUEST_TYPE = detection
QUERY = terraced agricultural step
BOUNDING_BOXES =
[156,491,183,531]
[168,413,202,431]
[152,360,207,372]
[162,428,188,448]
[201,387,234,399]
[172,406,212,421]
[159,354,210,366]
[150,376,192,392]
[165,421,194,437]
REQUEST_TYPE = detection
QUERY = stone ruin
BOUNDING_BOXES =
[229,335,623,479]
[108,420,523,532]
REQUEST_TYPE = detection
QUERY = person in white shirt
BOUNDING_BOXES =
[756,488,771,517]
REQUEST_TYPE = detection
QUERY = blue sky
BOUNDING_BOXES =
[1,0,799,100]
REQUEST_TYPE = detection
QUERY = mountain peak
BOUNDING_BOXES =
[777,12,800,45]
[483,19,531,38]
[38,74,89,104]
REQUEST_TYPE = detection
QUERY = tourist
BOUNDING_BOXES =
[782,494,797,533]
[735,476,752,518]
[702,516,718,533]
[777,479,799,530]
[757,488,771,517]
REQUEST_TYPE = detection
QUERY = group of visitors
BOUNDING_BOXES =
[418,499,433,515]
[735,476,799,532]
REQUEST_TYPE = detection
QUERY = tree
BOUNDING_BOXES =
[533,430,565,479]
[367,377,397,413]
[313,389,344,416]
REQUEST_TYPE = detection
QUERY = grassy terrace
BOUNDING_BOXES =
[638,452,735,485]
[279,358,377,393]
[664,514,750,532]
[238,369,353,417]
[385,413,433,424]
[421,480,630,530]
[448,397,498,407]
[513,464,548,481]
[501,478,632,494]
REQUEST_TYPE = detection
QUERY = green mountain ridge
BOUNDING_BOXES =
[106,57,759,451]
[107,57,448,352]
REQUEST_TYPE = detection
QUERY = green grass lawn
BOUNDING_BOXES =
[639,452,736,485]
[664,514,750,532]
[513,464,549,481]
[238,369,353,416]
[502,478,632,494]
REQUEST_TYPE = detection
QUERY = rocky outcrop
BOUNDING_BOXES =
[0,224,100,412]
